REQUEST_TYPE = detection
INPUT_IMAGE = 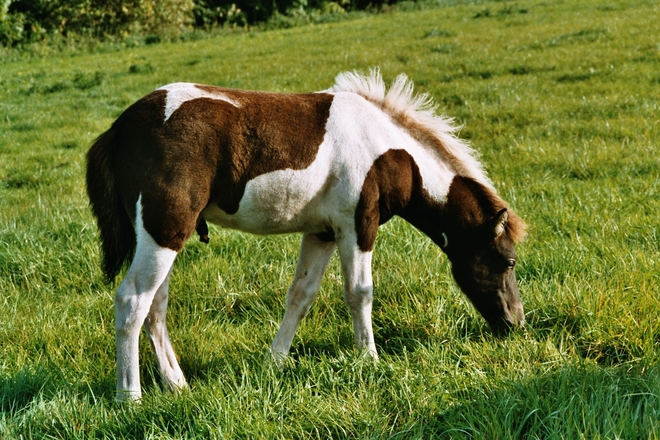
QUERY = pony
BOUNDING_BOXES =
[86,69,526,401]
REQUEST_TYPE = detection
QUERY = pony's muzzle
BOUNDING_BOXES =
[490,299,525,335]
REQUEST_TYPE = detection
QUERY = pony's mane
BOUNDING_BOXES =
[331,69,493,190]
[331,69,527,242]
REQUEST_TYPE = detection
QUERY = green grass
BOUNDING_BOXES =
[2,0,660,437]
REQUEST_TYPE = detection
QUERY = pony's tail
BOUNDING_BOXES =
[86,128,135,282]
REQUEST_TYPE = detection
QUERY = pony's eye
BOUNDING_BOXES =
[506,259,516,269]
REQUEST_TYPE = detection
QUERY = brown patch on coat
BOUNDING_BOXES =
[93,86,334,256]
[354,149,424,252]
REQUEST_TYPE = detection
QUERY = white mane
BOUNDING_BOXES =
[331,69,494,191]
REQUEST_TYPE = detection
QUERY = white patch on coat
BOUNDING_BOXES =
[158,82,240,122]
[201,91,455,236]
[332,69,494,191]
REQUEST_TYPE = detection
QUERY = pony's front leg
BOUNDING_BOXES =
[337,237,378,360]
[115,225,177,402]
[270,234,336,363]
[144,268,188,393]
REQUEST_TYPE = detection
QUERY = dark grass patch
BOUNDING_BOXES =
[128,62,155,74]
[466,69,495,80]
[562,28,610,43]
[556,69,608,83]
[23,71,104,94]
[374,317,436,356]
[9,122,36,132]
[72,71,104,90]
[578,338,638,366]
[556,73,594,83]
[487,110,540,130]
[145,35,162,45]
[396,54,409,65]
[509,65,534,75]
[633,44,660,63]
[441,94,466,108]
[539,159,658,182]
[526,305,587,340]
[54,141,78,149]
[473,5,529,19]
[473,8,491,18]
[508,65,555,76]
[288,332,355,361]
[0,365,58,414]
[1,172,41,189]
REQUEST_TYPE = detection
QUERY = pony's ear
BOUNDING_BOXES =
[492,208,508,238]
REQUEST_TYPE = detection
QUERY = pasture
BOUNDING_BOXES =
[1,0,659,437]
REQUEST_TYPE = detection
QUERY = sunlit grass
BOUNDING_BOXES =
[1,0,660,437]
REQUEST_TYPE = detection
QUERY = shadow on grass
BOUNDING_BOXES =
[525,306,645,367]
[525,305,586,340]
[375,315,492,356]
[1,364,116,415]
[0,365,54,414]
[426,363,660,438]
[288,331,354,361]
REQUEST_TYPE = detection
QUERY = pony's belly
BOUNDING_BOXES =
[202,167,337,235]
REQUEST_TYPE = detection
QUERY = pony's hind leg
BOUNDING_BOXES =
[115,199,178,402]
[144,267,188,393]
[270,234,336,363]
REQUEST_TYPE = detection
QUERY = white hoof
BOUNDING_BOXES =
[163,377,189,394]
[115,389,142,403]
[268,348,289,368]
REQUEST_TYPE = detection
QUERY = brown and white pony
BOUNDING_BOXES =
[86,70,526,401]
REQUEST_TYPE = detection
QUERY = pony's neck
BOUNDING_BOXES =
[402,175,516,249]
[359,148,507,251]
[401,173,497,250]
[399,188,447,249]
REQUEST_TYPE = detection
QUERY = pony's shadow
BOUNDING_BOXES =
[524,306,585,340]
[374,314,496,357]
[288,329,355,361]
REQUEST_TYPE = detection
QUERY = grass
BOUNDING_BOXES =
[1,0,660,437]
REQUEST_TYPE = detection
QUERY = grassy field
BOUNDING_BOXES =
[1,0,660,437]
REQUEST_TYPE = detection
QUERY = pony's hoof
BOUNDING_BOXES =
[163,377,189,394]
[115,389,142,404]
[360,348,379,363]
[268,349,289,369]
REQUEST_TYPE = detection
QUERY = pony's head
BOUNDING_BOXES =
[438,176,526,334]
